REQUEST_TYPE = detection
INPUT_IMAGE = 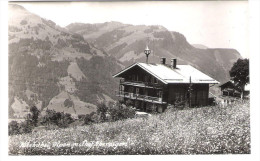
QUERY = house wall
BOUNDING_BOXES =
[118,65,210,107]
[120,65,164,85]
[167,84,189,105]
[167,84,209,106]
[120,65,165,101]
[123,83,209,107]
[191,84,209,106]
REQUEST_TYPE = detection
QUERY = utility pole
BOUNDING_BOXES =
[189,76,192,108]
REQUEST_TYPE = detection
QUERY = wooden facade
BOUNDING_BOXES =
[115,64,211,112]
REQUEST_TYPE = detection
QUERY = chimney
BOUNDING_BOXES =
[160,57,166,65]
[171,58,177,69]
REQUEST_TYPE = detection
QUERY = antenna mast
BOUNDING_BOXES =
[144,45,151,63]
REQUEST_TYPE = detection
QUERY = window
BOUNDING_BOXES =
[158,91,163,102]
[158,91,163,98]
[136,88,139,94]
[154,78,158,84]
[129,87,134,93]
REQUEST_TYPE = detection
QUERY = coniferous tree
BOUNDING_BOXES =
[29,106,40,126]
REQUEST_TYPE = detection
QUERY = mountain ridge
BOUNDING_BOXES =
[66,21,242,83]
[9,4,241,119]
[9,4,122,119]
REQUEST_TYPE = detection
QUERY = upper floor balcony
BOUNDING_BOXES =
[115,91,167,104]
[119,79,163,89]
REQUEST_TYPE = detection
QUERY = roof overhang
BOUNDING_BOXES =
[113,63,168,84]
[113,63,137,78]
[113,63,220,85]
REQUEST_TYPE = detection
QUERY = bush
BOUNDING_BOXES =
[40,109,57,125]
[19,120,33,134]
[9,119,34,136]
[77,114,85,120]
[57,113,74,128]
[125,99,133,107]
[91,113,100,123]
[29,106,40,126]
[8,121,20,135]
[108,102,135,121]
[120,105,136,119]
[9,101,250,155]
[83,112,98,125]
[40,109,74,128]
[97,102,108,122]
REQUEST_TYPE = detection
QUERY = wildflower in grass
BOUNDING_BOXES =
[9,101,250,155]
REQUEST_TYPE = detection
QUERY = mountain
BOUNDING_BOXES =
[8,4,123,119]
[66,22,242,83]
[9,4,242,119]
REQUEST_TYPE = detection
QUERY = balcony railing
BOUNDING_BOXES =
[120,79,162,88]
[116,91,166,104]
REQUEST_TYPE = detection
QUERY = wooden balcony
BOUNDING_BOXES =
[119,79,163,89]
[116,91,167,104]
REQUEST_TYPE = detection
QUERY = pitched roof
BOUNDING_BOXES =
[220,80,250,91]
[113,62,219,84]
[219,81,234,87]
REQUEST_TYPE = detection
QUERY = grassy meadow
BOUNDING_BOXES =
[9,100,250,155]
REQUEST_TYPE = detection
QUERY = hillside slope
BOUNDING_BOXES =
[8,4,123,118]
[67,22,242,83]
[9,101,250,154]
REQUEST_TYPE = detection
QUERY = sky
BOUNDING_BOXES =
[15,1,249,58]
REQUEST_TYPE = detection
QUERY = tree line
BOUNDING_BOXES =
[8,100,136,136]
